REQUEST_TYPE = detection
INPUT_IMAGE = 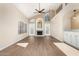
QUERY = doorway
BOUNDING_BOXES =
[29,23,35,36]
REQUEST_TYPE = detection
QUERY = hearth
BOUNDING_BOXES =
[37,31,43,35]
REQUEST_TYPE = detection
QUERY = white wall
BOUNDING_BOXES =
[0,4,28,51]
[51,4,79,41]
[51,11,64,41]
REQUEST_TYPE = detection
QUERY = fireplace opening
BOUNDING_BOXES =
[37,31,43,35]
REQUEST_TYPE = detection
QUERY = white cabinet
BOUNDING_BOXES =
[64,32,71,44]
[67,33,71,44]
[64,31,79,49]
[76,35,79,48]
[64,32,68,42]
[76,42,79,48]
[71,33,77,47]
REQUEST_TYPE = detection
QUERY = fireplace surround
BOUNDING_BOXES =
[37,31,43,35]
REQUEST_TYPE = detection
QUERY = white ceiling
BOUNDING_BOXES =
[15,3,61,18]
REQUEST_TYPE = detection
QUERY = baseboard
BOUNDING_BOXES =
[51,35,63,42]
[0,39,20,51]
[0,35,28,51]
[64,41,79,50]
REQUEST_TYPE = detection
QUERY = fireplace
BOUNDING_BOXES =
[37,31,43,35]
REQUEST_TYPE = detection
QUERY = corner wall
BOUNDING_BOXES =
[0,4,28,51]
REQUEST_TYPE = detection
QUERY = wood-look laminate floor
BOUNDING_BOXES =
[0,36,66,56]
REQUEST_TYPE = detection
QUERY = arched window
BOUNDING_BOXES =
[37,20,42,28]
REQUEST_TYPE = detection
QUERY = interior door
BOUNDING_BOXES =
[29,23,35,36]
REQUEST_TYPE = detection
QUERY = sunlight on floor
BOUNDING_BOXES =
[54,42,79,56]
[16,43,29,48]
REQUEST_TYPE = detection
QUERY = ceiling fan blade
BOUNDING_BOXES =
[33,12,38,13]
[40,9,45,12]
[35,9,39,12]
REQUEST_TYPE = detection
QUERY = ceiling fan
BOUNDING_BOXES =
[34,3,45,14]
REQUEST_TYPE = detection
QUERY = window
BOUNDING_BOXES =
[18,21,27,34]
[44,13,50,22]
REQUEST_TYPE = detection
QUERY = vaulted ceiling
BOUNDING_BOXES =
[15,3,61,19]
